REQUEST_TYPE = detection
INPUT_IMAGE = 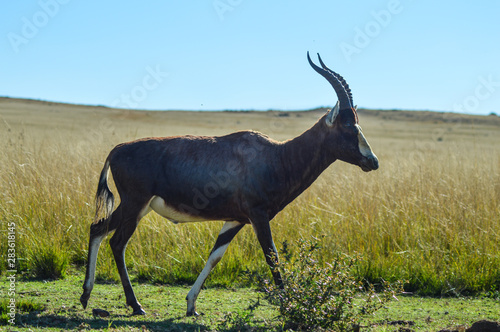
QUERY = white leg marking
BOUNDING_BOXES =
[186,244,229,305]
[84,233,106,290]
[219,220,243,236]
[271,240,278,256]
[186,221,241,314]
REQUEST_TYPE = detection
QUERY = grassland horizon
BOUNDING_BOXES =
[1,97,499,297]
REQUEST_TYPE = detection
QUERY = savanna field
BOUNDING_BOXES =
[1,97,500,331]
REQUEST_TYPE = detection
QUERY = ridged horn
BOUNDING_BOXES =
[307,51,353,109]
[317,53,353,108]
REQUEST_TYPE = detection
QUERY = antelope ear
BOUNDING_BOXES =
[325,101,340,127]
[354,105,358,111]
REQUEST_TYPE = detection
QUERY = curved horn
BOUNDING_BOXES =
[307,51,353,109]
[317,54,354,108]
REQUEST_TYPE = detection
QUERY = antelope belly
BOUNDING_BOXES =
[150,196,205,223]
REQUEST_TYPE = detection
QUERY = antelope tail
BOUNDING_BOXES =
[94,159,114,223]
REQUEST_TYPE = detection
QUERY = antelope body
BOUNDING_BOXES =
[80,53,379,316]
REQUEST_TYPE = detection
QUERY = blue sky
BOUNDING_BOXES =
[1,0,499,114]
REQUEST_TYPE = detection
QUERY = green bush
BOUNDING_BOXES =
[28,246,69,280]
[263,239,404,331]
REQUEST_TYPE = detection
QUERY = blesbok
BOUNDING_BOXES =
[80,52,379,316]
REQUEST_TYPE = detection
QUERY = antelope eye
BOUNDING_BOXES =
[343,121,353,128]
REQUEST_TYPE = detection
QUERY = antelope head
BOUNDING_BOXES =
[308,52,379,172]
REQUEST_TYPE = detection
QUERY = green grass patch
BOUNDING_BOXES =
[0,298,45,325]
[1,274,499,331]
[28,246,69,280]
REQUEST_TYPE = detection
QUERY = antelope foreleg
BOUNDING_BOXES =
[252,219,282,287]
[186,221,244,316]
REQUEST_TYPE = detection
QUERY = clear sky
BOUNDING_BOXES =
[1,0,499,114]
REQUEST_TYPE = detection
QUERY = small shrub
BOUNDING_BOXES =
[29,246,69,280]
[216,299,263,332]
[263,239,403,331]
[217,310,255,331]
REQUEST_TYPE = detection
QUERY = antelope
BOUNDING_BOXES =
[80,52,379,316]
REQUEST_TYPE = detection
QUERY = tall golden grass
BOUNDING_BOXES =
[1,98,499,294]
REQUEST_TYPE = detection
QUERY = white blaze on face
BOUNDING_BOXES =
[355,124,376,158]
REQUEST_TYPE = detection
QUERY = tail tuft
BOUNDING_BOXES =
[94,160,114,224]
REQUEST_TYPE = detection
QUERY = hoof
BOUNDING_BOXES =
[132,308,146,316]
[186,310,200,317]
[80,294,89,309]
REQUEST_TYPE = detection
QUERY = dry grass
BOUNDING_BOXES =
[1,97,499,294]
